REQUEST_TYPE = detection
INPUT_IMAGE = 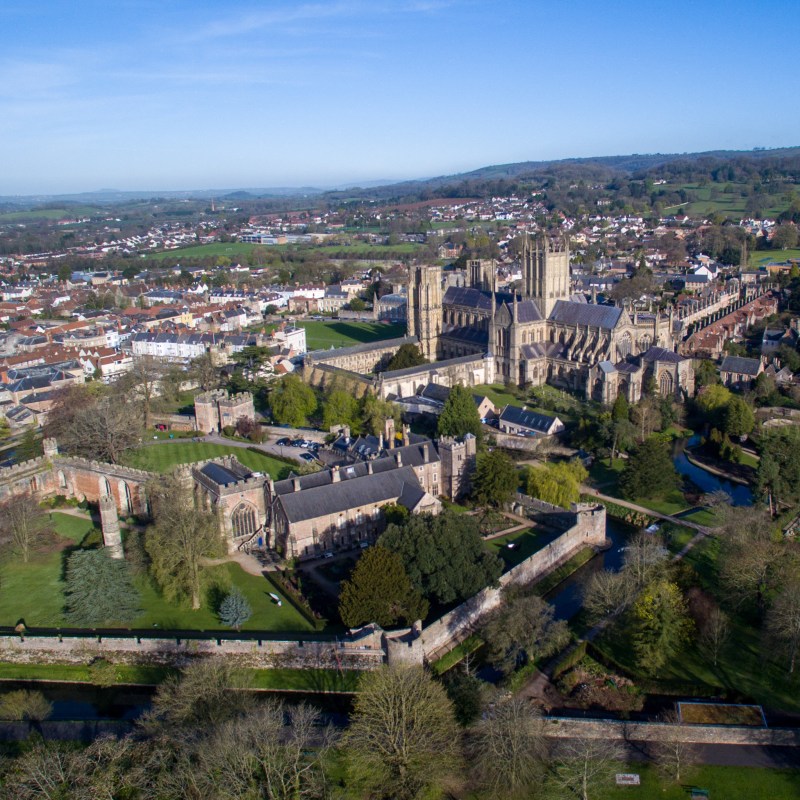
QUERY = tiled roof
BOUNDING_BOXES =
[720,355,762,376]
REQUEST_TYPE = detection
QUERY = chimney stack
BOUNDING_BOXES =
[367,461,373,474]
[402,424,410,447]
[423,442,429,463]
[331,466,341,483]
[292,478,301,492]
[394,452,402,467]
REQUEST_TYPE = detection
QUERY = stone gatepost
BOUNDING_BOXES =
[99,494,124,559]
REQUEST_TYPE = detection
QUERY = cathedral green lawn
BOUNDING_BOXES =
[300,320,406,350]
[123,441,294,477]
[0,513,314,633]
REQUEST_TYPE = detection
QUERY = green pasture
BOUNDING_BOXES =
[0,206,100,222]
[123,441,295,477]
[300,320,406,350]
[750,247,800,269]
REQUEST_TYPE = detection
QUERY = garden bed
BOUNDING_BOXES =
[678,701,766,727]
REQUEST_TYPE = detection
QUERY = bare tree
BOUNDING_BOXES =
[198,701,335,800]
[120,355,164,429]
[140,658,252,734]
[766,584,800,673]
[699,605,731,668]
[46,385,139,463]
[343,665,461,800]
[190,351,221,392]
[582,569,632,622]
[146,473,223,609]
[651,709,697,783]
[0,495,46,563]
[467,697,547,795]
[623,531,668,589]
[550,735,625,800]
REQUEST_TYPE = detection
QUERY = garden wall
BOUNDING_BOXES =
[0,631,384,672]
[542,716,800,747]
[419,503,606,661]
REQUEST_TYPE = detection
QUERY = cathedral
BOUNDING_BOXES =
[407,233,694,404]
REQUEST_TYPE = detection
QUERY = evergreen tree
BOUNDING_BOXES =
[619,438,679,500]
[338,546,428,629]
[472,449,518,508]
[437,384,482,442]
[380,511,503,605]
[385,343,427,371]
[632,579,693,674]
[15,427,42,463]
[218,587,252,631]
[65,549,141,626]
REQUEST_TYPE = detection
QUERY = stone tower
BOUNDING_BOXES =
[407,265,442,361]
[521,233,570,317]
[99,494,123,559]
[468,259,495,292]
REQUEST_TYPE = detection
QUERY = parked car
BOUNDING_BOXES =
[276,437,291,446]
[299,452,317,463]
[323,551,334,559]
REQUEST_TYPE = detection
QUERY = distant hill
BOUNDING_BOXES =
[1,146,798,207]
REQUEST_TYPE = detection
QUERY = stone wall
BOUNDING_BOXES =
[542,716,800,747]
[420,503,606,659]
[0,631,384,672]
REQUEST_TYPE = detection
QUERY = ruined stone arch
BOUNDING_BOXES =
[231,502,258,539]
[118,480,132,515]
[57,470,67,489]
[101,476,112,497]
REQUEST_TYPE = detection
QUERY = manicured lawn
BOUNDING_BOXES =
[430,634,484,676]
[750,247,800,269]
[0,512,97,627]
[588,457,626,491]
[634,489,691,516]
[148,242,276,260]
[134,562,314,633]
[123,441,295,477]
[601,764,800,800]
[0,513,314,633]
[300,320,406,350]
[739,450,759,468]
[485,527,551,569]
[471,383,524,409]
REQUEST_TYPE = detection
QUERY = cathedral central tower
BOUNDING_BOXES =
[521,233,571,317]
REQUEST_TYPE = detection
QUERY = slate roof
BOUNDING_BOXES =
[200,461,251,486]
[440,326,489,346]
[548,300,622,329]
[499,405,561,433]
[641,346,683,364]
[306,335,416,361]
[275,465,423,523]
[720,355,762,376]
[274,441,440,497]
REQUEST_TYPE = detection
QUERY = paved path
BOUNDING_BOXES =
[200,551,271,577]
[582,486,713,535]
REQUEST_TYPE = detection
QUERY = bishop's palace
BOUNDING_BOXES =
[406,233,695,404]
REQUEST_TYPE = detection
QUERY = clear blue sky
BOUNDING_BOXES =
[1,0,798,195]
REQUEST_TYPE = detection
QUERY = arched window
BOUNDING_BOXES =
[58,470,67,489]
[119,481,132,515]
[232,503,258,538]
[659,371,674,396]
[102,477,112,498]
[617,332,632,360]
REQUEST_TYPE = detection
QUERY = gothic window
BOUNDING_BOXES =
[58,470,67,489]
[659,371,674,396]
[639,334,652,352]
[617,332,632,360]
[232,503,258,538]
[102,477,112,497]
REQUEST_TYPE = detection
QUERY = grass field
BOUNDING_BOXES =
[485,527,551,569]
[300,320,406,350]
[662,183,789,220]
[750,247,800,268]
[123,441,295,477]
[600,764,800,800]
[0,512,314,632]
[147,240,425,261]
[0,206,100,222]
[0,513,96,627]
